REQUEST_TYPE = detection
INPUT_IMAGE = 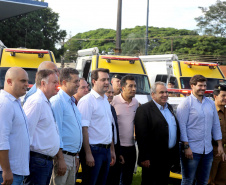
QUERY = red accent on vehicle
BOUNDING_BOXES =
[5,49,49,54]
[28,84,33,89]
[168,88,213,94]
[101,56,140,61]
[184,61,218,67]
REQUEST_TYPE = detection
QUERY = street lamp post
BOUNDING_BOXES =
[145,0,149,55]
[115,0,122,55]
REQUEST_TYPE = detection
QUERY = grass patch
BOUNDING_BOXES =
[132,167,142,185]
[131,167,179,185]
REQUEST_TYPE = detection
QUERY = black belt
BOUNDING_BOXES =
[62,150,78,156]
[92,144,111,149]
[30,151,53,161]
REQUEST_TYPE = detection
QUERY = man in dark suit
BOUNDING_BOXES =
[105,85,124,185]
[135,81,180,185]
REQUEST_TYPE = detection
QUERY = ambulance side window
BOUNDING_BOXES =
[155,75,167,83]
[83,60,91,79]
[169,77,179,89]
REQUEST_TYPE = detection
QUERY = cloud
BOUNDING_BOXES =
[46,0,217,36]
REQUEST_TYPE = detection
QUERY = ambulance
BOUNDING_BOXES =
[0,48,56,89]
[75,47,151,104]
[139,54,226,97]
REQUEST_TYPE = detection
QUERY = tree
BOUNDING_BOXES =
[0,8,66,59]
[122,33,145,55]
[195,0,226,37]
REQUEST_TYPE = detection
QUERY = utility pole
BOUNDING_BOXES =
[145,0,149,55]
[171,39,173,53]
[115,0,122,55]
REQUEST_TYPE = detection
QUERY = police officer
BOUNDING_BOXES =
[209,84,226,185]
[111,74,122,96]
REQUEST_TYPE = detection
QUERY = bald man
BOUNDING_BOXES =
[0,67,30,185]
[23,61,59,103]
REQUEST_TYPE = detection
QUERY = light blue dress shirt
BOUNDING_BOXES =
[50,89,83,153]
[153,100,177,148]
[0,90,30,176]
[177,93,222,154]
[23,83,37,104]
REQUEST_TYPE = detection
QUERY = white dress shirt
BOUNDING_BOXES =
[78,89,113,145]
[0,90,30,176]
[23,89,60,157]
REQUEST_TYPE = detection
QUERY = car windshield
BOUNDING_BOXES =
[0,67,37,89]
[180,77,226,90]
[109,73,151,95]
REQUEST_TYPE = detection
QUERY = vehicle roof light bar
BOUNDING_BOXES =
[168,88,213,94]
[5,49,49,58]
[101,56,139,64]
[184,61,218,67]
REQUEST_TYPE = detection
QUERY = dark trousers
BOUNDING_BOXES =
[120,145,136,185]
[141,164,171,185]
[141,148,177,185]
[23,153,53,185]
[106,144,121,185]
[81,145,111,185]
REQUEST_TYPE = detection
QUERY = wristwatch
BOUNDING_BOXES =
[184,144,190,149]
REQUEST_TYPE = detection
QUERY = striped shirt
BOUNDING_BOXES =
[177,93,222,154]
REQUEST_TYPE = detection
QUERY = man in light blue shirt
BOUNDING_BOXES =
[177,75,224,185]
[50,68,82,185]
[0,67,30,185]
[23,61,59,103]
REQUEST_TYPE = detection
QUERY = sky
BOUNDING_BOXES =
[45,0,217,38]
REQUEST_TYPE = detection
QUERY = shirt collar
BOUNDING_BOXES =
[153,99,168,110]
[91,89,107,100]
[1,90,18,102]
[58,89,72,103]
[191,92,206,103]
[119,93,134,105]
[37,88,48,102]
[215,104,225,113]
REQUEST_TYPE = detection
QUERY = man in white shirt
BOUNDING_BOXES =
[78,68,116,185]
[23,61,59,103]
[0,67,30,185]
[23,69,60,185]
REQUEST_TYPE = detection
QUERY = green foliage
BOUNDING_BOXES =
[64,25,226,61]
[122,33,145,55]
[0,8,67,60]
[195,0,226,37]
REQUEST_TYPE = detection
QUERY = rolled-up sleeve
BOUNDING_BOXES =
[77,98,92,127]
[176,99,190,142]
[0,101,13,150]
